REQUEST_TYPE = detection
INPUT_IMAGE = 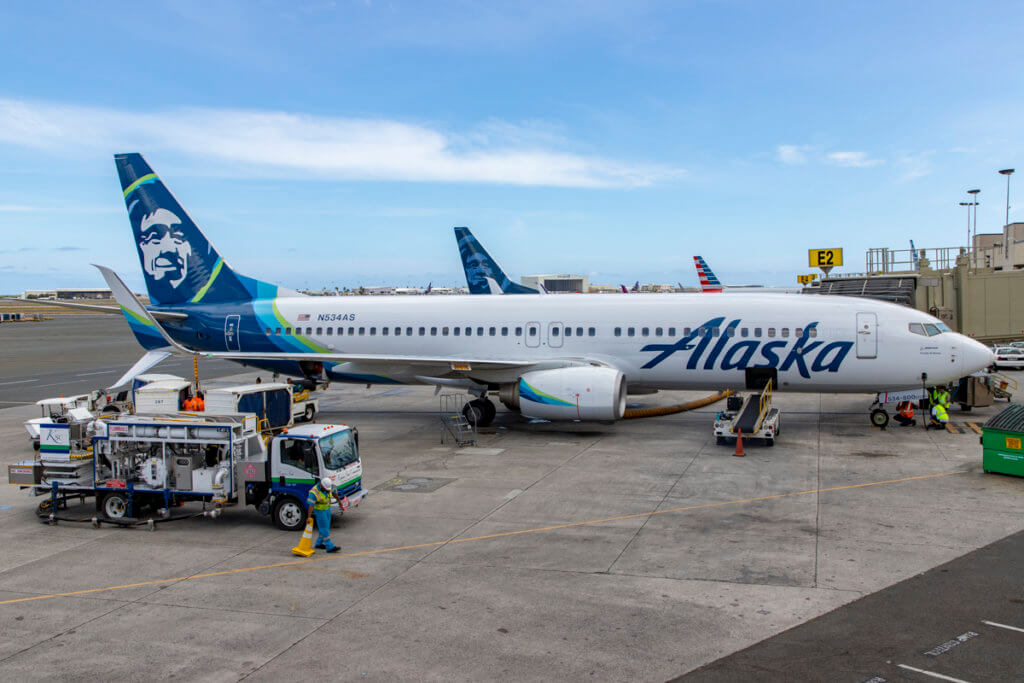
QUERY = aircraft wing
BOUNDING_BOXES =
[96,265,538,370]
[23,297,188,321]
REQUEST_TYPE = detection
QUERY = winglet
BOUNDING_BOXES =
[94,264,193,354]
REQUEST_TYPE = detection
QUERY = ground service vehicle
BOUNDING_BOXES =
[714,380,779,446]
[8,414,365,530]
[993,347,1024,370]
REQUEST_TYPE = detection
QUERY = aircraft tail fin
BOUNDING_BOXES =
[115,153,282,306]
[693,256,723,293]
[454,226,537,294]
[631,281,639,292]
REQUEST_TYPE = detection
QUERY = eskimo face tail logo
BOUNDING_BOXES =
[138,208,192,289]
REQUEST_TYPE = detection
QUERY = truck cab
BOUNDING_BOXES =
[252,424,365,531]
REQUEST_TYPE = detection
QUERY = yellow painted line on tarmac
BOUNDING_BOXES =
[966,422,983,435]
[0,470,963,607]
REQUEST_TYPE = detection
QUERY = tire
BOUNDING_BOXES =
[102,492,130,520]
[959,403,972,412]
[462,400,484,426]
[272,497,306,531]
[101,405,121,415]
[478,399,496,427]
[716,436,726,446]
[765,438,774,447]
[870,408,890,429]
[302,405,315,422]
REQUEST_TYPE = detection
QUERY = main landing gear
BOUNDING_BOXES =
[462,397,496,428]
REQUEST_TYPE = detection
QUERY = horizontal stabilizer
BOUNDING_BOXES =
[26,297,187,321]
[107,349,173,390]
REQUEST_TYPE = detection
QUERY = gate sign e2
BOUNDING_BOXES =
[809,249,843,269]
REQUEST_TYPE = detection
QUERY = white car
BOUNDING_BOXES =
[1010,341,1024,350]
[993,346,1024,370]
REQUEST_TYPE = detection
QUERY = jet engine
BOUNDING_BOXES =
[499,367,626,421]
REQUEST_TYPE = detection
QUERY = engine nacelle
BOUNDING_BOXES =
[500,367,626,421]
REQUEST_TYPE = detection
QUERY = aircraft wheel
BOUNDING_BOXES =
[870,408,889,429]
[478,399,497,427]
[462,399,485,426]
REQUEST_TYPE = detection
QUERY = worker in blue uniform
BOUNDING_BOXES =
[306,477,343,553]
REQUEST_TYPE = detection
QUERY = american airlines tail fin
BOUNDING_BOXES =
[454,226,538,294]
[115,153,286,307]
[693,256,723,293]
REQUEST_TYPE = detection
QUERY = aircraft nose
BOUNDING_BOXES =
[961,336,996,374]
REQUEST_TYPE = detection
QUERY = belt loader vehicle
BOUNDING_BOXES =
[714,379,780,447]
[9,414,366,531]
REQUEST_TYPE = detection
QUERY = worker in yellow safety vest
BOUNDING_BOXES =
[927,388,949,430]
[306,478,343,553]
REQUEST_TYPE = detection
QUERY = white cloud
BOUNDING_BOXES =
[895,151,933,181]
[826,151,883,168]
[0,99,681,188]
[776,144,810,165]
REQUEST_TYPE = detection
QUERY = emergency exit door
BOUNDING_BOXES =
[856,312,877,358]
[225,315,241,351]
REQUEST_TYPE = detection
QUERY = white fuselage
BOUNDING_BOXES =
[259,293,992,392]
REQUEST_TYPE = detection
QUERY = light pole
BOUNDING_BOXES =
[999,169,1014,227]
[999,169,1014,260]
[967,188,980,254]
[959,201,971,250]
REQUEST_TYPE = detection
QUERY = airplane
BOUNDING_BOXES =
[694,256,723,293]
[455,227,539,294]
[693,256,802,294]
[100,153,994,429]
[619,281,639,293]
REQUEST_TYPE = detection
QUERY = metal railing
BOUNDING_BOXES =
[863,246,1003,274]
[754,378,773,433]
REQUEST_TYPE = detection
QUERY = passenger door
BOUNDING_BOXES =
[224,314,241,351]
[856,312,877,359]
[525,321,541,348]
[548,322,563,348]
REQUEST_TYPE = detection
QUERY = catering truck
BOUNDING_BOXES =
[8,414,365,530]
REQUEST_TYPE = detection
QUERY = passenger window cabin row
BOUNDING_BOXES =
[262,324,818,339]
[612,326,817,339]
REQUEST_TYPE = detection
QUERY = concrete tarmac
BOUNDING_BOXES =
[0,314,242,404]
[0,320,1022,680]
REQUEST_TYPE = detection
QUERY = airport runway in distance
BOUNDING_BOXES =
[0,315,242,404]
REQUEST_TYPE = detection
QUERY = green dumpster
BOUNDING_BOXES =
[982,404,1024,477]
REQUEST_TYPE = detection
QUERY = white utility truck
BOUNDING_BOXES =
[9,414,366,530]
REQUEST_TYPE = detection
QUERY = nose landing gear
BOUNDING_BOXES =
[463,397,497,427]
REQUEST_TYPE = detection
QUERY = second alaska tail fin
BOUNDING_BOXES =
[454,227,538,294]
[693,256,723,293]
[115,153,284,307]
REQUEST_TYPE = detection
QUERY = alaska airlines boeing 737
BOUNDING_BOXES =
[102,153,993,427]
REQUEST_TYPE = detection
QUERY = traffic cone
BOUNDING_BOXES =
[733,429,745,457]
[291,519,316,557]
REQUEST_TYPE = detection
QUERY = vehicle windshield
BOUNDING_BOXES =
[319,430,358,471]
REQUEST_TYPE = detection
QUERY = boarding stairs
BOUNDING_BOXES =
[440,393,477,447]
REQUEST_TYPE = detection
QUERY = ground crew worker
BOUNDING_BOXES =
[894,401,916,427]
[306,477,343,553]
[194,390,205,411]
[928,394,949,430]
[182,393,196,411]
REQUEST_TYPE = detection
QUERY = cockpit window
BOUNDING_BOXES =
[908,323,926,336]
[935,322,951,332]
[923,323,941,336]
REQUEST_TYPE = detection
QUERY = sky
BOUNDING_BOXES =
[1,0,1023,293]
